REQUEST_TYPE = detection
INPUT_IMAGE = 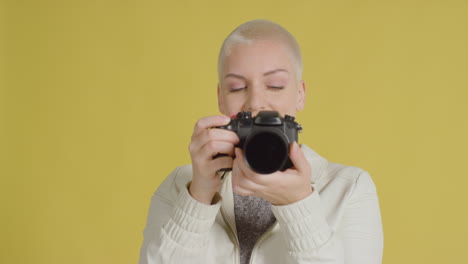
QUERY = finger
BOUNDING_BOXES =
[237,175,264,195]
[234,147,263,178]
[194,128,239,147]
[210,128,240,144]
[234,148,266,184]
[193,115,231,136]
[232,184,253,196]
[231,166,255,196]
[190,129,239,154]
[200,141,236,160]
[210,156,234,173]
[289,142,310,174]
[234,148,251,174]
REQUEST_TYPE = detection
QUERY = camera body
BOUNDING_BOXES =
[217,111,302,174]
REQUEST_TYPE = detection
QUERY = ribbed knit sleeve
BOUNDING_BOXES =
[270,170,383,264]
[271,189,331,252]
[139,167,222,264]
[162,183,221,251]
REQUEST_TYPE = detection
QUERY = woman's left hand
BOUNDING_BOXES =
[232,142,313,206]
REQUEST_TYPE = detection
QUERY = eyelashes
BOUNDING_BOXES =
[230,87,246,92]
[268,86,284,90]
[229,86,285,93]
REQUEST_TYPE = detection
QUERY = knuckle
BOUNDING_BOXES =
[195,119,205,130]
[206,141,218,152]
[188,143,195,153]
[188,141,199,154]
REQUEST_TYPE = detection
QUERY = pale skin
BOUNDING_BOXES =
[188,39,313,206]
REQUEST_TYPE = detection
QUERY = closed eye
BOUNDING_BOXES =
[230,87,246,92]
[268,86,284,90]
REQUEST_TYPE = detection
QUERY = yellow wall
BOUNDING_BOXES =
[1,0,467,263]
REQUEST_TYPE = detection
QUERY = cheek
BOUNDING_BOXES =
[269,91,298,114]
[222,94,245,112]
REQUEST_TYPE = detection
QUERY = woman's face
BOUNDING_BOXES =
[217,39,306,118]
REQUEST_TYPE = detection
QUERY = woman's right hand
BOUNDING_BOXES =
[188,115,239,204]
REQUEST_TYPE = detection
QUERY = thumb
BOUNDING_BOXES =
[289,142,310,173]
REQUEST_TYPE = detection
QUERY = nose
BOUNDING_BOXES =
[245,85,266,114]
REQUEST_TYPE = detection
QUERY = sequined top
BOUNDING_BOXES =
[234,193,276,264]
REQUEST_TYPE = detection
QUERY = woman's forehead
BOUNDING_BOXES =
[222,41,296,77]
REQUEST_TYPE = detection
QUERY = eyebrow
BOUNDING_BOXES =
[264,68,289,76]
[224,68,289,80]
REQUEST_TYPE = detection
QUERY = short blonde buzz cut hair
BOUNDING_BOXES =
[217,19,303,82]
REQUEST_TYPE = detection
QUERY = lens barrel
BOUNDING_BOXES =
[244,130,289,174]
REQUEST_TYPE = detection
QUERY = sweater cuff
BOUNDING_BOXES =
[271,189,331,251]
[162,183,221,249]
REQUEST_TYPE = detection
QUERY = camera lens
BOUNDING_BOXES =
[244,131,288,174]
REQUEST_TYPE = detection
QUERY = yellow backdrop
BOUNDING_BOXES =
[1,0,467,263]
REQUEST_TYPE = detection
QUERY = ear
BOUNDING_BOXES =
[296,80,306,112]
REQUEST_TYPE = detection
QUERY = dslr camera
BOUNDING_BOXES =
[216,111,302,174]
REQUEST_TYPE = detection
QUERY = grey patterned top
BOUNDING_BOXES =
[234,193,277,264]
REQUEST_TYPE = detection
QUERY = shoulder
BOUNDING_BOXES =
[323,161,376,195]
[301,144,378,200]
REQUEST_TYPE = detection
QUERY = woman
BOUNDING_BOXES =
[139,19,383,264]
